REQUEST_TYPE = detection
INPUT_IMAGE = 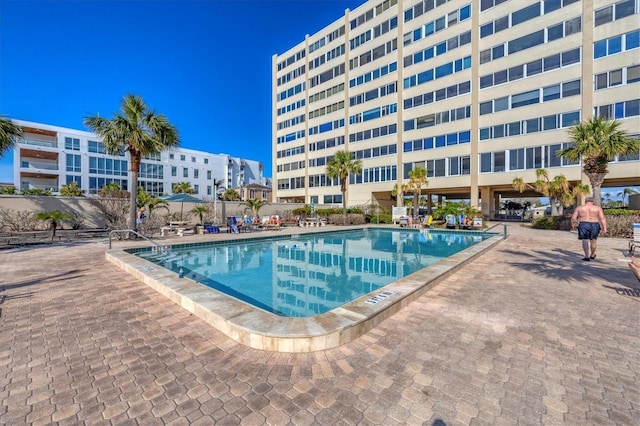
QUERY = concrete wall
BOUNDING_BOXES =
[0,196,107,228]
[0,196,307,228]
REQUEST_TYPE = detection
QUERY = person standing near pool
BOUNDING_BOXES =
[136,208,146,231]
[571,196,607,261]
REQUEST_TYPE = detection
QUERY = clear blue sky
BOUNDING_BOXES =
[0,0,364,182]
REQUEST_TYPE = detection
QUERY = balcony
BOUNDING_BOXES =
[21,182,59,193]
[19,146,59,162]
[21,160,59,171]
[20,138,58,149]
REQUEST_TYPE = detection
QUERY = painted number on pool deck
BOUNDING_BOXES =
[365,290,396,305]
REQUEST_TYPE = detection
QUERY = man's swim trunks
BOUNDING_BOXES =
[578,222,600,240]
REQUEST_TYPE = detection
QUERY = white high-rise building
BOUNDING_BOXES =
[272,0,640,217]
[11,119,267,198]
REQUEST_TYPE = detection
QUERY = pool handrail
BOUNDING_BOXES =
[483,222,507,239]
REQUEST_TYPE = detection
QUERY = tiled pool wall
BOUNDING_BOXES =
[106,227,504,352]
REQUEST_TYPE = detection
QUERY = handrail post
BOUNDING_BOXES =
[503,223,508,239]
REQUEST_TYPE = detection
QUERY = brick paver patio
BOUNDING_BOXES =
[1,224,638,425]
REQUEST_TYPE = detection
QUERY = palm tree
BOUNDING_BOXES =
[240,198,268,217]
[34,210,72,241]
[391,182,408,205]
[190,205,210,225]
[146,196,169,218]
[221,189,241,201]
[0,116,22,157]
[136,188,169,218]
[560,116,638,206]
[136,188,154,209]
[172,181,195,194]
[513,169,590,216]
[84,94,179,233]
[617,187,639,207]
[325,150,362,219]
[59,181,84,197]
[406,166,429,221]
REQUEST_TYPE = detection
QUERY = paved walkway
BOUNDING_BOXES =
[1,224,638,425]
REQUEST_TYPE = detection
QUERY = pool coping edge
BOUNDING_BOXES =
[105,230,504,352]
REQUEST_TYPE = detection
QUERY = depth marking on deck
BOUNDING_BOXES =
[365,290,397,305]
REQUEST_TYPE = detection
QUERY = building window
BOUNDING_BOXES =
[594,5,613,26]
[511,89,540,108]
[66,154,81,172]
[65,137,80,151]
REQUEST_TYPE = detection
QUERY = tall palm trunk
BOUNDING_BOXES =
[129,154,141,232]
[586,173,607,206]
[341,179,347,220]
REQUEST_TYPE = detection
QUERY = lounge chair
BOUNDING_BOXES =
[445,214,456,229]
[459,214,471,229]
[266,215,281,230]
[227,216,240,234]
[204,223,220,234]
[472,217,483,229]
[399,216,410,227]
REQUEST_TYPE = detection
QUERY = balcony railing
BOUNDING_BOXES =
[20,138,58,148]
[21,182,59,192]
[21,161,59,171]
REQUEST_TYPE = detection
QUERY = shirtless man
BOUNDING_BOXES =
[571,196,608,261]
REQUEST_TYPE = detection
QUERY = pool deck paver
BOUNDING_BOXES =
[0,223,638,425]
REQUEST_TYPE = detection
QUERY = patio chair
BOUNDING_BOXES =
[266,215,281,230]
[227,216,240,234]
[459,214,471,229]
[421,215,433,228]
[445,214,456,229]
[472,217,483,229]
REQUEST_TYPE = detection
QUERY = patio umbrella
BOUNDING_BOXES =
[160,193,203,220]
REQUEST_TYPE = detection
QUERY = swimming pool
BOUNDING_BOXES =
[106,227,503,352]
[133,228,487,317]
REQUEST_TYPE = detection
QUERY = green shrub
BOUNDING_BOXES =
[22,188,52,196]
[328,213,365,225]
[366,213,392,224]
[316,207,340,217]
[292,205,311,217]
[603,208,639,217]
[531,216,562,230]
[530,210,638,238]
[605,213,639,238]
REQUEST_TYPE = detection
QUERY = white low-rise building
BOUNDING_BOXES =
[11,119,268,199]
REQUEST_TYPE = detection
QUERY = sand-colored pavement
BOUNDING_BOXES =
[1,223,638,425]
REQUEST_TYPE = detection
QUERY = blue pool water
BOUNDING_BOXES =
[131,228,488,317]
